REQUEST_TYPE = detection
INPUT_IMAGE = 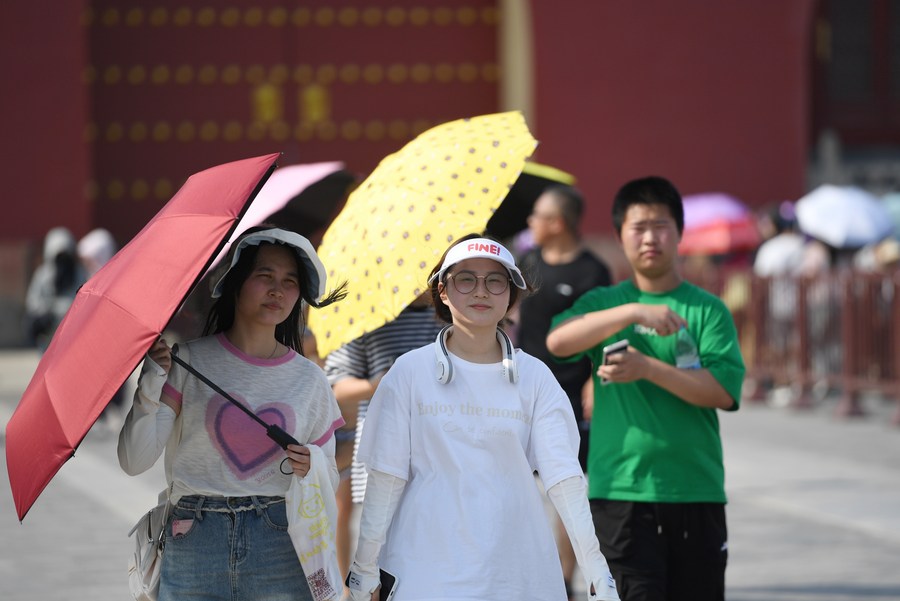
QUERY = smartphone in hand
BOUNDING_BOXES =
[600,339,628,385]
[378,570,398,601]
[346,569,398,601]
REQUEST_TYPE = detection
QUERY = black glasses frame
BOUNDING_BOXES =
[446,270,511,295]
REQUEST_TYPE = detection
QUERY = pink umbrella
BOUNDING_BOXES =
[167,162,355,338]
[208,161,354,272]
[682,192,752,228]
[6,153,280,521]
[680,192,761,256]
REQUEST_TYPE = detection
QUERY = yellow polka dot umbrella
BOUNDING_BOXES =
[310,111,538,357]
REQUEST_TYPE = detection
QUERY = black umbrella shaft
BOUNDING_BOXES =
[170,353,268,428]
[168,352,300,450]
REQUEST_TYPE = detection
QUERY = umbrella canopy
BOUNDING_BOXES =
[679,192,761,256]
[484,161,576,239]
[6,153,280,521]
[881,192,900,238]
[796,184,893,248]
[254,162,356,242]
[309,111,538,357]
[207,161,355,273]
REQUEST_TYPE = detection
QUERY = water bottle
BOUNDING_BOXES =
[675,326,701,369]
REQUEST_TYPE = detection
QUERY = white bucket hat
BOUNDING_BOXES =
[428,237,526,289]
[211,228,328,304]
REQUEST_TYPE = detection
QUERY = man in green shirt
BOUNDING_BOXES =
[547,176,744,601]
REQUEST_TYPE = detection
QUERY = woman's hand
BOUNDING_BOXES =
[347,586,379,601]
[286,444,311,477]
[346,562,382,601]
[147,338,172,373]
[588,570,620,600]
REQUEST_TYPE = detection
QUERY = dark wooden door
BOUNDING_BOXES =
[813,0,900,145]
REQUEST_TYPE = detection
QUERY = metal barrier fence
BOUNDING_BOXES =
[688,268,900,426]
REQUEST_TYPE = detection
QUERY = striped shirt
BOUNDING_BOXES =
[324,304,445,502]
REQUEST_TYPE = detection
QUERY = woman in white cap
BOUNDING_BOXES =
[347,234,619,601]
[77,227,118,277]
[118,225,346,601]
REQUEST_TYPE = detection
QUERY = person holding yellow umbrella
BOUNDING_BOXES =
[308,112,539,590]
[346,234,619,601]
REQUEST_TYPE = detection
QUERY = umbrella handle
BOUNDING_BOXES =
[266,424,301,450]
[170,347,301,450]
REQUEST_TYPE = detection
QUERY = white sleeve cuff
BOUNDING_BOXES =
[548,476,620,600]
[117,356,175,475]
[134,357,167,410]
[346,562,381,601]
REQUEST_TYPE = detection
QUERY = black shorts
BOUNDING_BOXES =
[591,499,728,601]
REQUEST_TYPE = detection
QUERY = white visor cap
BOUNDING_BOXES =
[428,238,526,289]
[211,229,328,303]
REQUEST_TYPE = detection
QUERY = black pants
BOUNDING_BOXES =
[591,499,727,601]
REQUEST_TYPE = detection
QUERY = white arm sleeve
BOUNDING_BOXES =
[347,469,406,601]
[548,476,620,601]
[117,357,176,476]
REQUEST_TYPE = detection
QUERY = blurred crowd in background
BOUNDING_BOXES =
[653,184,900,423]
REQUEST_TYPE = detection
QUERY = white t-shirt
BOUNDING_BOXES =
[358,344,582,601]
[132,333,344,502]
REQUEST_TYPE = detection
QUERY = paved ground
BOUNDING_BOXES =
[721,392,900,601]
[2,348,900,600]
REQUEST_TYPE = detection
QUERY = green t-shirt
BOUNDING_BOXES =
[550,280,745,503]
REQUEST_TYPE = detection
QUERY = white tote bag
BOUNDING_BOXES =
[286,445,343,601]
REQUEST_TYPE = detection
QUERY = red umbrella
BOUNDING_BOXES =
[5,152,280,521]
[679,192,761,256]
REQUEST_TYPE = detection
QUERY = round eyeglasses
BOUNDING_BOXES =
[447,271,510,295]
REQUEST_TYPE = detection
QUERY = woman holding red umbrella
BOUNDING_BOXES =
[118,225,346,601]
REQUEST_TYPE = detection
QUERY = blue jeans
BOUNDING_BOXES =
[159,495,313,601]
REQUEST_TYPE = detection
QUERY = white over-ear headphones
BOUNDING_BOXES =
[434,325,518,385]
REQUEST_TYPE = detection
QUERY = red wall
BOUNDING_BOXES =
[0,1,819,344]
[1,1,91,242]
[529,1,816,236]
[0,1,500,346]
[0,2,91,345]
[1,2,818,247]
[86,1,499,243]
